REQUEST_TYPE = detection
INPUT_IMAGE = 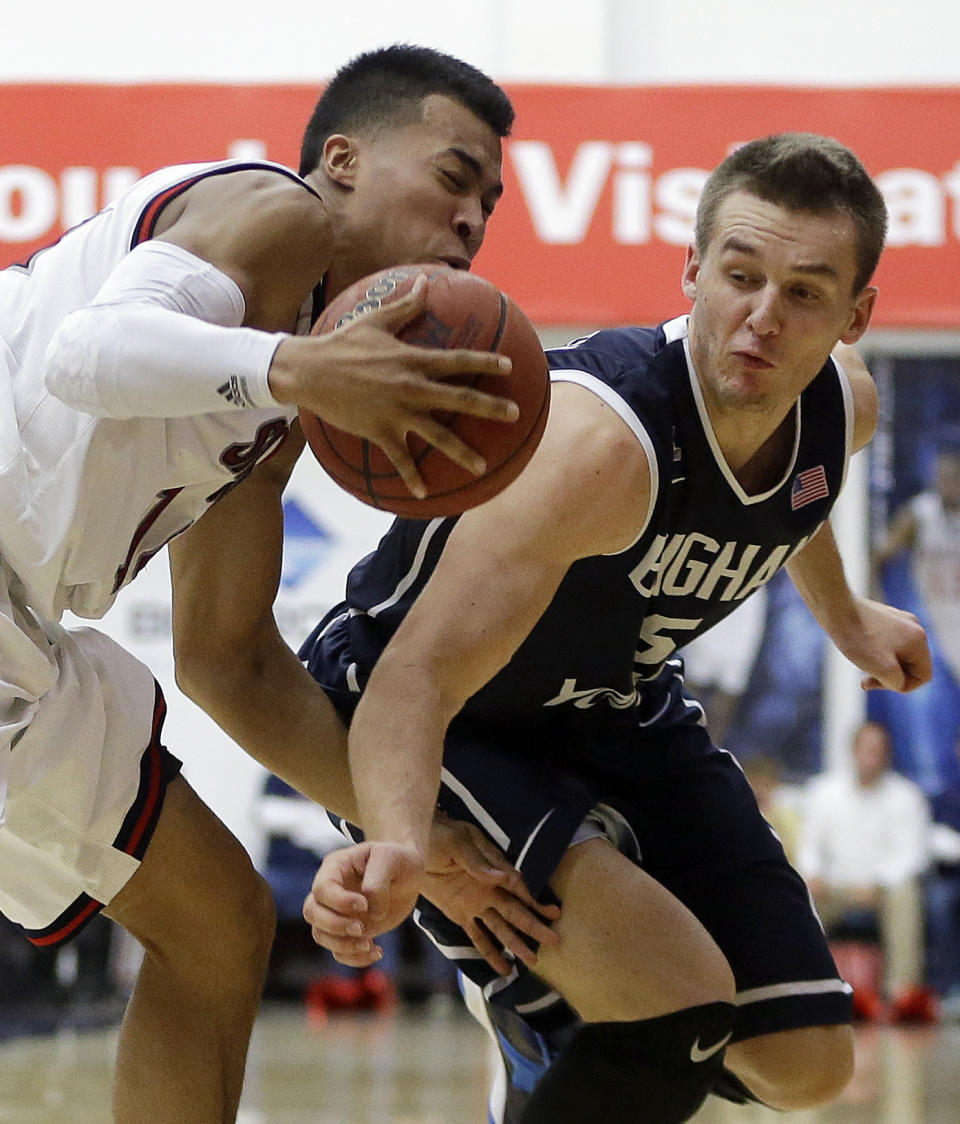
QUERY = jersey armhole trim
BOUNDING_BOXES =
[549,368,659,554]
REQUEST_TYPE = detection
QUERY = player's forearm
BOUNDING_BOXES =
[176,629,359,822]
[348,655,453,860]
[786,520,862,639]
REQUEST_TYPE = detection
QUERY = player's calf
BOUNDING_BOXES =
[725,1023,855,1111]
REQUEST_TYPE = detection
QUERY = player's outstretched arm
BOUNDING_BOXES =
[166,171,521,495]
[168,426,361,816]
[339,383,653,936]
[787,346,931,693]
[786,520,931,693]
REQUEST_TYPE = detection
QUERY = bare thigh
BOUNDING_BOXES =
[532,837,735,1023]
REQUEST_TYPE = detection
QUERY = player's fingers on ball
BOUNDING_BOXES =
[377,438,427,499]
[415,377,519,425]
[375,275,428,329]
[430,347,512,378]
[412,418,485,477]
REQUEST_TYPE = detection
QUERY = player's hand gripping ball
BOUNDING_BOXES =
[299,264,550,518]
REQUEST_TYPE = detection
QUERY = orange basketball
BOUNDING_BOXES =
[299,264,550,518]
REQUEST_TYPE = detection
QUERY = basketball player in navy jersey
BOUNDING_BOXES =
[301,134,932,1122]
[0,46,559,1123]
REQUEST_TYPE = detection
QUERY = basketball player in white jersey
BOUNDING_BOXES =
[0,45,556,1122]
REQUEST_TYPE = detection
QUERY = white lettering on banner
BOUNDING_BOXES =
[0,165,58,239]
[508,142,960,250]
[612,143,653,243]
[878,168,950,247]
[0,141,262,250]
[0,165,139,240]
[6,144,960,254]
[510,140,614,243]
[653,168,708,245]
[510,141,705,246]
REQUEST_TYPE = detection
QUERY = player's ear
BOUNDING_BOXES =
[840,286,878,345]
[681,243,700,302]
[322,135,360,187]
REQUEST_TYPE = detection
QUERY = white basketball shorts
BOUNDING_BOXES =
[0,562,179,945]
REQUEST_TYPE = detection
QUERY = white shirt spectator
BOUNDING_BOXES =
[797,768,931,889]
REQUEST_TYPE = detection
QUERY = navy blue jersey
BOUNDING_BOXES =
[301,315,852,754]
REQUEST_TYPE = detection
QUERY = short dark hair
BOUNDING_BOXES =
[695,133,888,293]
[299,44,514,177]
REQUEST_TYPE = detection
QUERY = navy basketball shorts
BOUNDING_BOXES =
[413,719,852,1044]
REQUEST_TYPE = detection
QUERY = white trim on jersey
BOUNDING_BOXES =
[682,333,802,507]
[733,977,853,1006]
[365,517,447,617]
[439,765,511,850]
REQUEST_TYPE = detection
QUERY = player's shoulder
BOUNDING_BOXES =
[547,319,682,450]
[164,159,322,230]
[547,321,672,377]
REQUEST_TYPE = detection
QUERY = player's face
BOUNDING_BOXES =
[682,191,877,420]
[333,94,504,290]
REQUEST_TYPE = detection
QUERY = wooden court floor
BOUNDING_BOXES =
[2,1000,960,1122]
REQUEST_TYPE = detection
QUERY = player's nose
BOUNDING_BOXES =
[453,199,485,256]
[746,285,782,336]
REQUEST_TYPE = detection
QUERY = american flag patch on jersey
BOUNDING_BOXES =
[791,465,829,510]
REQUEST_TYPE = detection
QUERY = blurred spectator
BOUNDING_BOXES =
[926,737,960,1020]
[682,586,768,744]
[872,436,960,795]
[796,720,936,1022]
[874,441,960,685]
[0,911,124,1030]
[741,754,803,865]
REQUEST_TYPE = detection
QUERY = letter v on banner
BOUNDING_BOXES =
[509,141,613,243]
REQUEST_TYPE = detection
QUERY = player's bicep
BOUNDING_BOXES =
[833,343,878,453]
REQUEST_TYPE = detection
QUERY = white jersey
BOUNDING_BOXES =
[0,160,305,622]
[910,490,960,680]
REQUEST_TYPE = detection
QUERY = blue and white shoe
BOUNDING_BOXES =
[458,973,575,1124]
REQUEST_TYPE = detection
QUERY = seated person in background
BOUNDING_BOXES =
[796,720,935,1022]
[741,754,802,865]
[926,736,960,1020]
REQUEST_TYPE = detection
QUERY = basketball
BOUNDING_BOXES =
[299,264,550,518]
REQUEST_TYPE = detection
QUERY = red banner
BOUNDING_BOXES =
[3,83,959,327]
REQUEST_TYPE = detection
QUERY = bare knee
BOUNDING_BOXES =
[727,1024,854,1110]
[107,779,277,999]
